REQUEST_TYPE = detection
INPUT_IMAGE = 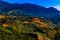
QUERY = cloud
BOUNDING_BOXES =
[53,5,60,11]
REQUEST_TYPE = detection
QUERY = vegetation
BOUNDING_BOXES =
[0,12,60,40]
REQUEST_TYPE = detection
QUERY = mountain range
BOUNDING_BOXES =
[0,0,60,24]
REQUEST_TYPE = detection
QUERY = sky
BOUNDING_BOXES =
[3,0,60,10]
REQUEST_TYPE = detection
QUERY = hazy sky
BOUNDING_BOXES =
[3,0,60,10]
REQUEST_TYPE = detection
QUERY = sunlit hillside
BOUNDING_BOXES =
[0,1,60,40]
[0,12,60,40]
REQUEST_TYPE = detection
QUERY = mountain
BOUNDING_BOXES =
[0,0,11,12]
[0,1,60,40]
[0,1,60,24]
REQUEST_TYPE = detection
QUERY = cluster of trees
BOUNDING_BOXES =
[0,12,60,40]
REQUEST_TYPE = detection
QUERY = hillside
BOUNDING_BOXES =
[0,1,60,24]
[0,1,60,40]
[0,12,60,40]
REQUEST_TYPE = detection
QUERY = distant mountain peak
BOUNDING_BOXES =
[48,7,58,10]
[48,7,60,13]
[0,0,11,6]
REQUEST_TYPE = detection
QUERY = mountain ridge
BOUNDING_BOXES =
[0,1,60,24]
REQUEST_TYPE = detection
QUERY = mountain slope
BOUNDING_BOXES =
[0,1,60,24]
[0,1,60,40]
